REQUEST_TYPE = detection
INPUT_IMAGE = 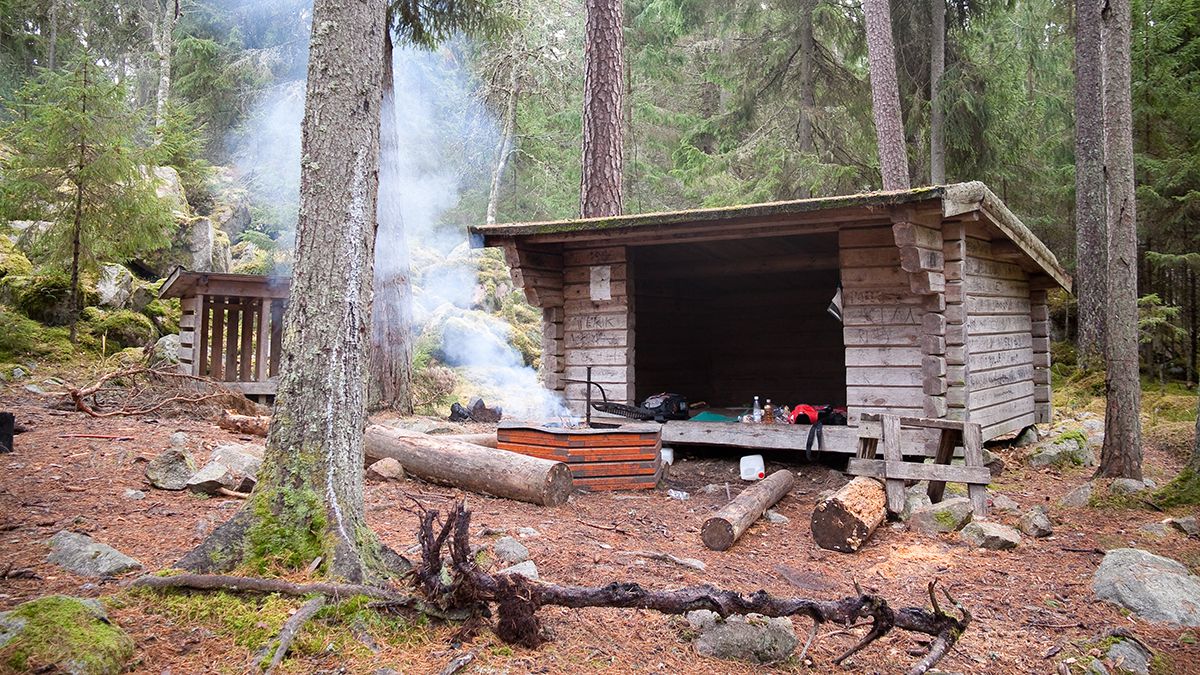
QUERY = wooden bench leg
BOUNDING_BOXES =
[926,429,959,503]
[962,423,988,517]
[881,415,905,514]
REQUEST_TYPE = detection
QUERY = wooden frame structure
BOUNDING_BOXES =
[159,269,291,397]
[470,182,1071,455]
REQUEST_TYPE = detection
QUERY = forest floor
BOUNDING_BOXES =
[0,383,1198,675]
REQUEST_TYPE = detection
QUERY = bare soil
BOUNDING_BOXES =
[1,386,1198,674]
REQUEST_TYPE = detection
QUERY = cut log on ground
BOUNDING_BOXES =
[810,476,887,553]
[701,470,795,551]
[217,410,270,436]
[439,433,498,448]
[364,425,572,506]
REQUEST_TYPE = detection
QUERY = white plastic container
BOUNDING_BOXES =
[660,446,675,465]
[740,454,765,481]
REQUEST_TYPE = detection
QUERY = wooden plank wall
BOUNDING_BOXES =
[944,224,970,421]
[1030,287,1052,423]
[961,233,1037,438]
[559,245,635,415]
[504,243,566,394]
[186,294,284,385]
[179,296,200,375]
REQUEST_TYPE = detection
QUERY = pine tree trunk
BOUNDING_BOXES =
[796,0,816,199]
[368,26,415,414]
[153,1,177,128]
[863,0,910,190]
[47,0,58,71]
[69,61,87,345]
[929,0,945,185]
[1075,0,1107,368]
[1190,397,1200,474]
[1098,0,1142,480]
[486,61,520,226]
[181,0,391,582]
[580,0,625,218]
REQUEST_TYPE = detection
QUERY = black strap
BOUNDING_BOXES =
[805,419,824,461]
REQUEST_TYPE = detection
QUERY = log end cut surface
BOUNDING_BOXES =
[700,518,737,551]
[810,476,887,553]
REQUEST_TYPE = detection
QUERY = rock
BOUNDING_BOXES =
[145,447,196,490]
[899,491,932,522]
[980,447,1005,477]
[1059,482,1093,507]
[1167,516,1199,537]
[1104,638,1151,675]
[149,334,181,367]
[211,442,263,474]
[1082,419,1104,434]
[366,457,404,481]
[667,489,690,500]
[1018,506,1053,538]
[1029,439,1096,468]
[493,536,529,565]
[908,497,973,535]
[1092,548,1200,626]
[1110,478,1149,495]
[517,527,540,538]
[1015,425,1040,446]
[960,521,1021,549]
[498,560,539,580]
[210,186,252,239]
[687,610,797,665]
[701,483,726,495]
[990,493,1021,514]
[0,595,134,674]
[137,215,219,277]
[95,264,134,309]
[1138,522,1170,538]
[23,383,46,395]
[46,531,141,577]
[121,489,145,500]
[185,444,263,494]
[764,510,789,524]
[1088,659,1111,675]
[154,166,189,215]
[170,431,189,448]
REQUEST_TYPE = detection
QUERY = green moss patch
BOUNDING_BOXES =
[93,310,158,349]
[0,595,134,674]
[244,487,329,575]
[1152,467,1200,508]
[0,307,75,362]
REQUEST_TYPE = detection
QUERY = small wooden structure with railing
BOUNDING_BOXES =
[159,269,291,398]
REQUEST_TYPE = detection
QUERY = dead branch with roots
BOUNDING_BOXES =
[62,366,255,418]
[129,501,970,674]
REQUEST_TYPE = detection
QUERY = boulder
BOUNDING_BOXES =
[46,531,141,577]
[1137,522,1170,538]
[687,610,798,665]
[1018,506,1053,538]
[990,493,1021,514]
[1059,482,1093,507]
[145,446,196,490]
[149,334,181,367]
[1110,478,1150,495]
[210,185,252,239]
[153,166,189,216]
[1014,425,1040,447]
[187,443,262,494]
[960,521,1021,549]
[1092,548,1200,626]
[137,216,219,277]
[1029,438,1096,468]
[1166,516,1198,537]
[498,560,539,580]
[366,457,404,481]
[899,491,932,522]
[8,220,51,257]
[0,595,134,674]
[95,264,134,309]
[493,536,529,565]
[908,497,973,535]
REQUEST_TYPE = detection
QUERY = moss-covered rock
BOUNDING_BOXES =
[0,307,75,362]
[0,595,134,674]
[141,298,180,336]
[6,274,97,326]
[95,310,158,349]
[0,237,33,279]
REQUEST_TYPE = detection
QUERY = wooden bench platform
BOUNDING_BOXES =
[655,420,929,456]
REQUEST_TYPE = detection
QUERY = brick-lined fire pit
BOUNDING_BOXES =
[496,422,662,491]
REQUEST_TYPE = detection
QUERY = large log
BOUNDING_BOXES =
[439,433,499,448]
[364,425,572,506]
[218,410,270,437]
[701,470,795,551]
[810,477,887,553]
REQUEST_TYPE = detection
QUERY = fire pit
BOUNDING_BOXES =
[497,422,662,491]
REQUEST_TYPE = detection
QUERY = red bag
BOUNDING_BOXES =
[790,404,819,425]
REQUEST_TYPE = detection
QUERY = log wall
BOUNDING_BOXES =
[560,245,635,415]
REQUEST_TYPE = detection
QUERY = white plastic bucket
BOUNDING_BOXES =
[740,454,765,481]
[661,446,675,465]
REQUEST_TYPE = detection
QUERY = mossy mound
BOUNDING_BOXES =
[0,307,75,362]
[5,274,97,326]
[0,238,33,279]
[0,595,134,674]
[94,310,158,349]
[1153,467,1200,508]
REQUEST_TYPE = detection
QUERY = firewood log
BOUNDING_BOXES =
[810,477,887,553]
[364,425,572,506]
[218,410,270,437]
[701,470,795,551]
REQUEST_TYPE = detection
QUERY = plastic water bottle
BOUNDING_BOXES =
[752,396,763,423]
[763,399,774,425]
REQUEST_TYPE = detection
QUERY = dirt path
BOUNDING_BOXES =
[0,387,1197,674]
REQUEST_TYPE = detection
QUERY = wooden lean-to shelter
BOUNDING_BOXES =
[159,269,291,398]
[469,182,1070,456]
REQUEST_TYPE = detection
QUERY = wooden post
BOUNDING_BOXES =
[925,428,959,502]
[881,414,905,513]
[210,296,225,380]
[256,299,272,382]
[224,297,240,380]
[962,422,988,516]
[269,301,284,377]
[700,470,794,551]
[196,294,210,377]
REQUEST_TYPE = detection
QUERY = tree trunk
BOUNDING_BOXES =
[796,0,816,198]
[1098,0,1142,480]
[153,0,177,128]
[810,476,887,553]
[47,0,57,70]
[364,425,573,506]
[1075,0,1107,368]
[69,60,87,345]
[701,470,794,551]
[580,0,625,218]
[368,26,415,414]
[863,0,910,191]
[487,61,520,225]
[929,0,945,185]
[181,0,390,582]
[1191,397,1200,474]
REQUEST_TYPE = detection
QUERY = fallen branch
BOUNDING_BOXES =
[264,595,325,675]
[219,410,270,437]
[620,550,706,572]
[127,572,415,604]
[217,487,250,499]
[66,366,235,418]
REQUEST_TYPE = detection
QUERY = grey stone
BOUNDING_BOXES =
[764,510,789,524]
[1018,507,1053,538]
[1104,638,1151,675]
[991,493,1021,514]
[1088,659,1111,675]
[1110,478,1149,495]
[0,612,27,649]
[186,462,241,495]
[1015,425,1040,447]
[24,384,46,395]
[1059,482,1093,507]
[1029,439,1096,468]
[1092,548,1200,626]
[493,536,529,565]
[689,610,798,665]
[11,366,27,381]
[96,264,133,309]
[899,491,932,522]
[1082,419,1104,434]
[960,521,1021,549]
[908,497,973,535]
[498,560,538,580]
[667,489,690,500]
[1167,516,1199,537]
[149,334,180,367]
[145,447,196,490]
[517,527,540,538]
[207,443,263,490]
[366,457,404,481]
[701,483,726,495]
[169,431,189,448]
[46,531,141,577]
[122,489,145,501]
[1138,522,1170,538]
